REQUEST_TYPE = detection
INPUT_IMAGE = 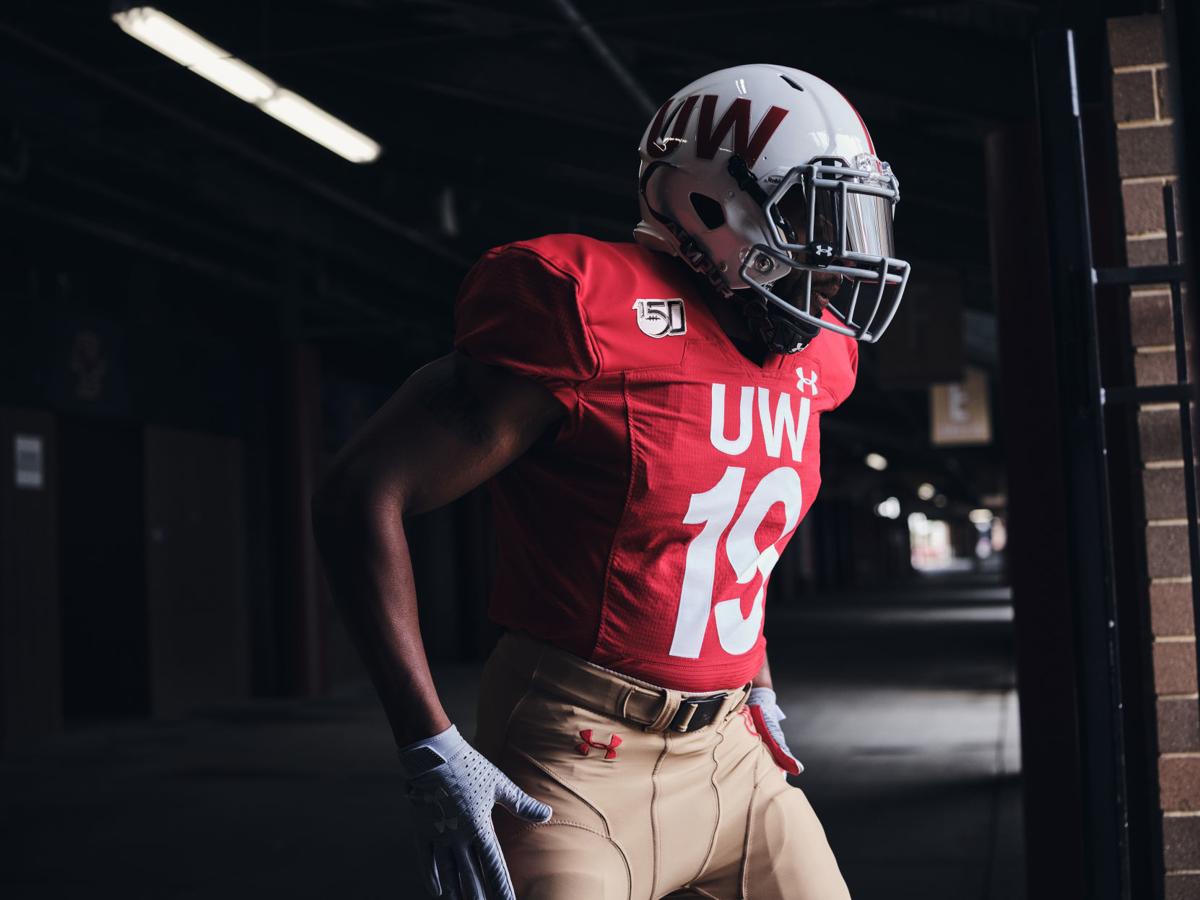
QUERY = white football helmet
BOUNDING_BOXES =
[635,63,910,349]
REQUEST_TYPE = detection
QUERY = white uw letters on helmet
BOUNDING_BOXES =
[635,63,911,345]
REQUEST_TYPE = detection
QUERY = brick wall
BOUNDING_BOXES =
[1108,14,1200,899]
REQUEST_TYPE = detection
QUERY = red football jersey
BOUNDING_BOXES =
[454,234,857,692]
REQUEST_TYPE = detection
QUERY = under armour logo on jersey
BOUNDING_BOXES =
[633,298,686,339]
[795,367,819,396]
[813,244,833,258]
[575,729,622,760]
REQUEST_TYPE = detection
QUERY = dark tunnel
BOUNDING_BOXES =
[1,2,1199,899]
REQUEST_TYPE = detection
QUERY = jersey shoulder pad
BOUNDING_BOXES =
[453,239,600,409]
[508,234,692,373]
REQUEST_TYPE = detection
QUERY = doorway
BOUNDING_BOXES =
[58,416,148,721]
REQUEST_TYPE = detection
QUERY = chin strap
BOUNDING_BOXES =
[732,288,821,354]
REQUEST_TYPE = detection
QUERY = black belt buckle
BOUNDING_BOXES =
[669,692,728,733]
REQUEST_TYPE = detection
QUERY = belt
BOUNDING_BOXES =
[665,691,737,733]
[493,632,751,734]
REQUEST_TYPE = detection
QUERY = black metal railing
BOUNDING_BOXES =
[1096,183,1199,723]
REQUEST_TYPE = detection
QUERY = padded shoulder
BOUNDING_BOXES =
[506,234,694,373]
[453,240,601,411]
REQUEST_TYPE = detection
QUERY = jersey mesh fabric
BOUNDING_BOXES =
[454,235,858,692]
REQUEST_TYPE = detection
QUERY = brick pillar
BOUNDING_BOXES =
[1108,15,1200,898]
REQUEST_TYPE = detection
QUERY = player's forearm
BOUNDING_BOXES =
[312,485,450,746]
[752,653,774,690]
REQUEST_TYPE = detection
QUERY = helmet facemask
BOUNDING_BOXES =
[738,154,910,344]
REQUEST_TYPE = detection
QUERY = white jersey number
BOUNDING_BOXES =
[668,465,803,658]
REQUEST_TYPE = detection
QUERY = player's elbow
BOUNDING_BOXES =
[311,457,406,557]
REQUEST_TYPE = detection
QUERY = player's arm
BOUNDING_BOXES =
[313,351,561,900]
[311,349,564,746]
[748,651,805,776]
[752,654,774,690]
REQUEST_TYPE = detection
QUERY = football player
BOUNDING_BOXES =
[314,64,909,899]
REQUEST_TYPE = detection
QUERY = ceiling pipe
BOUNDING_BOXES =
[547,0,657,118]
[0,190,416,330]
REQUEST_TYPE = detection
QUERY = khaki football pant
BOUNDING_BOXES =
[474,632,852,900]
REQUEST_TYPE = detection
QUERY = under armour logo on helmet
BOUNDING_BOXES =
[813,244,833,257]
[575,729,622,760]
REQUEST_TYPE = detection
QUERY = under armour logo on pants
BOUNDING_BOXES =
[575,729,622,760]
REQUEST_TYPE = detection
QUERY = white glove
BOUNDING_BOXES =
[398,724,552,899]
[746,687,805,776]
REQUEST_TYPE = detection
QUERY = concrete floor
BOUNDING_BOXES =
[0,579,1024,899]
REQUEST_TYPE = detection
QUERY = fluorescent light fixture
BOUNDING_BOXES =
[865,452,888,471]
[112,7,380,163]
[261,90,380,163]
[917,482,936,501]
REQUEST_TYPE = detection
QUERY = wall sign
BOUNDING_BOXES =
[931,367,993,446]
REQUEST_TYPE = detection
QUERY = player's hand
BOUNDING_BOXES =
[746,687,805,776]
[398,724,552,899]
